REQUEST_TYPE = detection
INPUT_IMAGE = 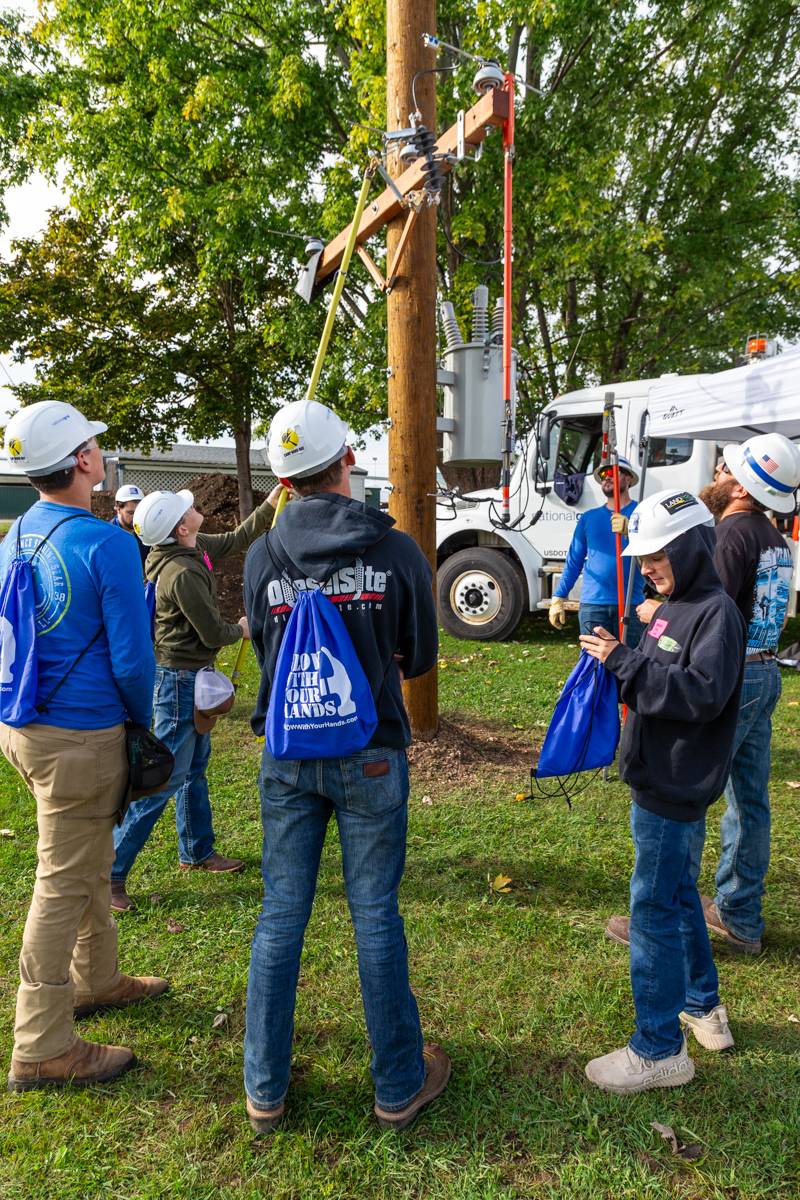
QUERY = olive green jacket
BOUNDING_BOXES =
[145,497,275,670]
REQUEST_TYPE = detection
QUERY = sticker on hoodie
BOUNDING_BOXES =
[657,634,681,653]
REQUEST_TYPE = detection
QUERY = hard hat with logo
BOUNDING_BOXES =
[115,484,145,504]
[2,400,107,477]
[723,432,800,514]
[593,455,640,485]
[266,399,348,480]
[133,489,194,546]
[622,489,714,557]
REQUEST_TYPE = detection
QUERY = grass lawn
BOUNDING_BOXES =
[0,615,799,1199]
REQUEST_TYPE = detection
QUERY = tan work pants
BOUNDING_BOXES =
[0,722,127,1061]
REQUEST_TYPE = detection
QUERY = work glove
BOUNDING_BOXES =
[610,512,628,537]
[549,596,568,628]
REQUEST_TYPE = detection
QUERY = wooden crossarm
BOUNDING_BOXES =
[315,87,510,284]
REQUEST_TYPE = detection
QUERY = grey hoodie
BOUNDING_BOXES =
[605,524,746,820]
[243,492,438,749]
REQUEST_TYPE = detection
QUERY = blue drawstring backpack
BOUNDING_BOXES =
[0,513,95,728]
[266,565,378,760]
[532,651,620,803]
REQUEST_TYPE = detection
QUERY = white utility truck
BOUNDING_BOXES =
[435,377,719,641]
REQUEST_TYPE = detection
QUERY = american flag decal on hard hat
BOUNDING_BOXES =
[761,454,779,474]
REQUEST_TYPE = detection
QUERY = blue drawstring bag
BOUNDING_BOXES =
[533,652,620,798]
[143,580,156,640]
[0,550,39,727]
[266,587,378,760]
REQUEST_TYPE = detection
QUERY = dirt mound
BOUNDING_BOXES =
[185,474,267,621]
[91,493,115,521]
[408,714,534,789]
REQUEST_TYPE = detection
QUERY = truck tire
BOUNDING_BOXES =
[438,548,526,641]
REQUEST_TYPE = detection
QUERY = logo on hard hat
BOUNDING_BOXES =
[6,437,23,459]
[660,492,697,516]
[281,428,301,453]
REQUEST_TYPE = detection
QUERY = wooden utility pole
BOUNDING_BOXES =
[386,0,439,738]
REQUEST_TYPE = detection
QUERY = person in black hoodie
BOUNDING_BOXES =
[578,488,745,1094]
[241,399,448,1136]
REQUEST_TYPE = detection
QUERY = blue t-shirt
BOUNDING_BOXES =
[0,501,155,729]
[555,501,644,606]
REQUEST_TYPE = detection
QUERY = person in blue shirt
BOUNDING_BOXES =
[549,456,646,646]
[0,400,167,1092]
[110,483,148,570]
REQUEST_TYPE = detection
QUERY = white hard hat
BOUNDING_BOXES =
[266,399,348,480]
[622,488,714,557]
[133,489,194,546]
[593,455,640,486]
[723,433,800,514]
[115,484,145,503]
[2,400,107,476]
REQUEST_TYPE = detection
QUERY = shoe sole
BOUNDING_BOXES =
[604,928,630,948]
[585,1061,695,1094]
[74,984,170,1020]
[7,1054,138,1092]
[702,903,761,955]
[680,1017,734,1052]
[109,903,136,914]
[375,1058,452,1131]
[178,864,244,873]
[247,1111,284,1136]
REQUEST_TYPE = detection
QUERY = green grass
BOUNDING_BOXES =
[1,616,799,1199]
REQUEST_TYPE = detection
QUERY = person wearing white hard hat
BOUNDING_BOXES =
[109,480,283,912]
[0,401,166,1091]
[549,456,647,646]
[578,489,746,1094]
[241,399,445,1135]
[111,484,148,569]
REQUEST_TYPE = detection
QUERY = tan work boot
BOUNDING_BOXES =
[74,974,170,1019]
[179,851,243,873]
[246,1095,285,1136]
[374,1044,451,1131]
[701,896,761,955]
[8,1037,136,1091]
[605,915,631,947]
[110,881,136,913]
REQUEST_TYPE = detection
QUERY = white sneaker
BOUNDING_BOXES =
[680,1004,734,1051]
[585,1037,695,1094]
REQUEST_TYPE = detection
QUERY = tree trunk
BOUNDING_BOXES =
[234,419,254,520]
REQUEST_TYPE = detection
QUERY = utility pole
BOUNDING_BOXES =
[386,0,439,738]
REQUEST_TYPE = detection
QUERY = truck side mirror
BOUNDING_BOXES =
[539,411,554,461]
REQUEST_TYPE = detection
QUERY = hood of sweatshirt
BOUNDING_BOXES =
[663,524,721,602]
[269,492,395,579]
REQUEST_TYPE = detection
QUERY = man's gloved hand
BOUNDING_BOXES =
[610,512,628,537]
[549,596,568,628]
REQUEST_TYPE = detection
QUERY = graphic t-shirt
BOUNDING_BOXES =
[0,501,155,729]
[714,511,793,654]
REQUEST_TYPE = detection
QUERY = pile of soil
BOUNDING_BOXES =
[408,714,534,788]
[187,474,268,621]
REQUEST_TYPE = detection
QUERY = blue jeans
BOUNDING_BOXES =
[112,667,215,881]
[244,746,424,1113]
[629,803,720,1059]
[579,603,645,648]
[689,660,781,943]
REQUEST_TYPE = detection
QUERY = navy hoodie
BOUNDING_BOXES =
[243,492,438,749]
[605,524,746,821]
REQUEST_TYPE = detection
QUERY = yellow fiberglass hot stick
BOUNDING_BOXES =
[304,162,377,403]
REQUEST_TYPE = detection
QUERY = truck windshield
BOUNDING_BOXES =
[546,415,604,480]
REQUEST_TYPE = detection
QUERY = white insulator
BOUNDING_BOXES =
[440,301,464,351]
[491,297,504,343]
[471,284,489,341]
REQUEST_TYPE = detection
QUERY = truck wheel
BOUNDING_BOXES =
[438,549,525,641]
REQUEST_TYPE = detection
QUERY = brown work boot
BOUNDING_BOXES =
[8,1037,136,1091]
[246,1095,285,1136]
[605,915,631,947]
[74,974,170,1019]
[110,881,136,913]
[179,851,244,873]
[374,1044,451,1131]
[701,896,761,955]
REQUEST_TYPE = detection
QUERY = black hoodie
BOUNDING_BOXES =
[605,524,746,821]
[243,492,438,749]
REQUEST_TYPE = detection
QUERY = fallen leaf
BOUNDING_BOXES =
[490,873,513,894]
[788,701,799,707]
[651,1121,703,1161]
[786,781,800,789]
[0,828,15,838]
[189,1035,199,1044]
[166,918,186,934]
[212,1012,229,1029]
[149,892,163,905]
[788,1013,800,1024]
[420,794,433,806]
[513,793,527,802]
